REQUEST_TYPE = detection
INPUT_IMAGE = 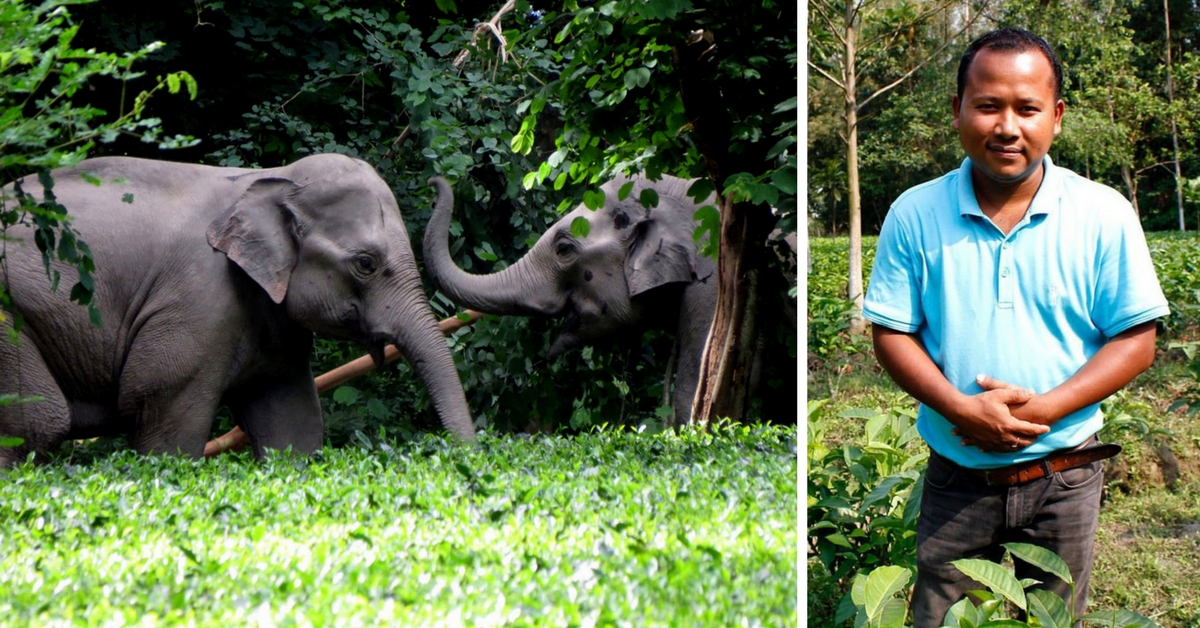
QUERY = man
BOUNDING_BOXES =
[862,28,1169,625]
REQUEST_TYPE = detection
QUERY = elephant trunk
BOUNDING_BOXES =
[377,273,476,442]
[423,177,566,317]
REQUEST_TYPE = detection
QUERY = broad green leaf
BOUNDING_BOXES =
[686,178,715,203]
[976,621,1033,627]
[570,216,591,238]
[861,565,911,621]
[951,559,1027,610]
[583,189,606,211]
[944,595,983,627]
[1004,543,1073,587]
[1078,609,1158,627]
[332,386,360,405]
[1027,589,1072,628]
[876,596,909,628]
[618,181,635,200]
[522,172,538,190]
[0,436,24,447]
[638,188,658,208]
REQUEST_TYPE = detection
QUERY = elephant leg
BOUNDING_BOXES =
[123,381,223,458]
[0,326,71,466]
[226,365,323,458]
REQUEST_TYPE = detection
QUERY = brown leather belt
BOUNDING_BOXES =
[962,442,1122,487]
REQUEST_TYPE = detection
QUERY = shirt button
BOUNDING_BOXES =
[1001,268,1011,277]
[1002,242,1011,249]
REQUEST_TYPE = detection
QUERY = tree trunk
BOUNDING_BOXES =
[673,31,776,426]
[1164,0,1186,231]
[844,7,867,335]
[691,196,772,424]
[1121,164,1140,216]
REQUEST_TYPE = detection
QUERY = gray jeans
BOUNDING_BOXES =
[910,449,1105,627]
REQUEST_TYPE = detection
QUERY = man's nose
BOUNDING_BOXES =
[993,109,1018,137]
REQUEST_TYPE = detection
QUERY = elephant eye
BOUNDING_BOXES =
[555,240,578,260]
[354,255,377,274]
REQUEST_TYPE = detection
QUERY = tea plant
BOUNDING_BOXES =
[807,399,926,584]
[840,544,1159,627]
[0,425,797,626]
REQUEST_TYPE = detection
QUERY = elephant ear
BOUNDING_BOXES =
[624,207,698,298]
[206,177,300,304]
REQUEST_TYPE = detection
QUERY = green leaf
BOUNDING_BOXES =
[522,172,539,190]
[771,166,797,196]
[1026,589,1072,628]
[617,181,635,200]
[623,67,651,89]
[434,0,457,13]
[0,436,25,447]
[773,96,797,113]
[951,558,1027,610]
[583,189,606,211]
[122,193,134,204]
[638,188,659,208]
[1004,543,1073,587]
[366,398,388,421]
[861,565,911,621]
[571,216,591,238]
[1078,609,1157,627]
[332,386,360,406]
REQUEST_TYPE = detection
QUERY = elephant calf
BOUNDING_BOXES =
[422,174,797,426]
[0,154,475,466]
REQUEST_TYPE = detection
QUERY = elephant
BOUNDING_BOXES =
[422,173,797,426]
[0,153,475,466]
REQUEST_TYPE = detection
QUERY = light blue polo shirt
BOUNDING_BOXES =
[863,156,1169,469]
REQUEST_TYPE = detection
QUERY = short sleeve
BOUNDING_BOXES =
[1091,204,1170,337]
[863,207,924,333]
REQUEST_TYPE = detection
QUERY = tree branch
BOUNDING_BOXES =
[855,8,984,113]
[807,60,846,91]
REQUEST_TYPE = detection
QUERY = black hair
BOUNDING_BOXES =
[956,28,1063,102]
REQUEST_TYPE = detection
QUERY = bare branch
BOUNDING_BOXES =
[856,5,986,112]
[808,59,846,90]
[808,1,849,48]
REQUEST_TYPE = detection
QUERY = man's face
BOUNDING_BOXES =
[952,48,1064,186]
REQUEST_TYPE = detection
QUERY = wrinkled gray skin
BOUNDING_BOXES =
[424,174,722,425]
[0,154,474,466]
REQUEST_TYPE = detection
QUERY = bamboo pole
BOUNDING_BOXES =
[202,310,484,457]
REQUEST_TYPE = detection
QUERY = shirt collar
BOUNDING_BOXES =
[957,155,1060,219]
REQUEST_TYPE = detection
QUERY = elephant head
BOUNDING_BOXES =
[207,154,475,441]
[422,174,711,360]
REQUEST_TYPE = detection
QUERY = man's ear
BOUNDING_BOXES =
[206,177,299,304]
[951,95,962,130]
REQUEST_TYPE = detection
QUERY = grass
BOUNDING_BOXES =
[0,427,798,627]
[807,233,1200,627]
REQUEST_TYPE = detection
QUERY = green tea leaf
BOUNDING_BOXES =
[951,558,1027,610]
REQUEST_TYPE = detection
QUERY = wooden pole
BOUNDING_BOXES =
[202,310,484,457]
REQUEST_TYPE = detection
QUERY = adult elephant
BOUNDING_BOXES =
[423,174,796,426]
[0,154,474,466]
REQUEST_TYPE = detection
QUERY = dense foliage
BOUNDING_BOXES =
[17,0,797,438]
[0,425,797,626]
[0,0,195,341]
[809,0,1200,236]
